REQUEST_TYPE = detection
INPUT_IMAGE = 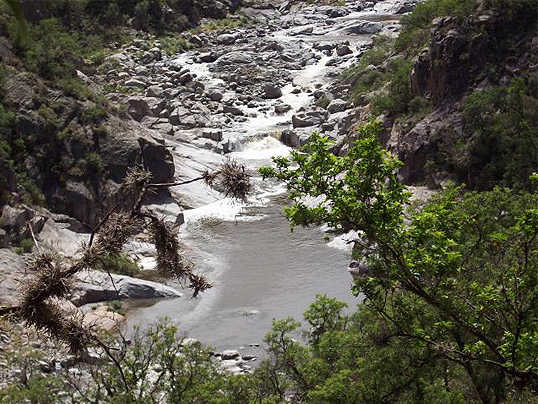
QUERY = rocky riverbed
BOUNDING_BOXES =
[92,0,415,372]
[0,0,419,379]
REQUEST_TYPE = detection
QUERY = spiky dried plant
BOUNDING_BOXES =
[93,213,142,256]
[203,159,251,200]
[2,158,251,360]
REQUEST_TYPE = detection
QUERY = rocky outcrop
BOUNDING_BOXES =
[387,106,464,184]
[1,72,175,227]
[389,4,538,184]
[411,8,538,106]
[72,270,182,306]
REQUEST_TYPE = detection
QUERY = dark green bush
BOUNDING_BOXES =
[15,238,34,255]
[99,253,141,277]
[462,77,538,190]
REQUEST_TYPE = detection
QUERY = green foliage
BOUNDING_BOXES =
[160,33,191,55]
[99,253,141,277]
[340,35,394,104]
[400,0,474,31]
[0,376,65,403]
[261,122,538,402]
[15,238,34,255]
[428,77,538,190]
[462,78,538,190]
[105,300,124,314]
[396,0,474,52]
[190,16,250,34]
[79,320,271,403]
[371,58,414,116]
[260,121,408,234]
[315,94,332,109]
[21,19,84,81]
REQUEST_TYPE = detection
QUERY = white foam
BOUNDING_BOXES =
[326,230,360,251]
[183,198,248,223]
[230,136,290,161]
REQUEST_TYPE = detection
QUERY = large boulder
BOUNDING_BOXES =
[339,20,382,35]
[280,129,312,148]
[83,306,124,332]
[291,109,328,128]
[327,99,349,113]
[126,96,153,122]
[216,33,236,45]
[336,44,353,57]
[199,52,218,63]
[72,270,182,306]
[0,205,34,233]
[262,84,282,99]
[392,0,419,14]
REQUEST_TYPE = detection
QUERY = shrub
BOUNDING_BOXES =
[99,253,141,277]
[462,77,538,190]
[15,238,34,255]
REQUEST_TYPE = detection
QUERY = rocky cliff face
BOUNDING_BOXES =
[0,68,175,231]
[386,2,538,185]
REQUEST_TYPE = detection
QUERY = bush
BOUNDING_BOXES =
[0,376,64,404]
[461,77,538,190]
[395,0,474,52]
[99,253,141,277]
[15,238,34,255]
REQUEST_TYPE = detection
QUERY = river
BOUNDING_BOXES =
[124,0,403,353]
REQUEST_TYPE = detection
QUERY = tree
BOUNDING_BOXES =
[261,121,538,403]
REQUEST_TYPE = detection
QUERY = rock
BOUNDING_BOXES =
[37,220,88,257]
[262,84,282,99]
[0,229,8,248]
[83,306,124,332]
[242,355,257,361]
[38,361,53,373]
[199,52,218,63]
[126,96,153,122]
[392,0,419,14]
[208,90,223,102]
[336,44,353,57]
[169,106,189,126]
[339,20,383,35]
[280,129,312,148]
[135,65,149,76]
[289,25,314,36]
[146,85,164,98]
[221,350,240,360]
[179,71,193,84]
[0,249,27,309]
[321,121,337,132]
[223,105,244,116]
[216,51,253,65]
[348,261,371,281]
[291,110,328,128]
[327,99,349,113]
[72,270,182,306]
[1,205,34,233]
[200,128,223,142]
[324,6,350,18]
[216,33,236,45]
[186,80,205,94]
[181,337,199,346]
[387,107,463,184]
[275,103,292,114]
[124,79,147,90]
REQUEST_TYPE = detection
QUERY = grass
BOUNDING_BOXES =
[190,16,250,35]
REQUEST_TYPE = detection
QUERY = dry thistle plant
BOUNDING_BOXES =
[0,159,251,372]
